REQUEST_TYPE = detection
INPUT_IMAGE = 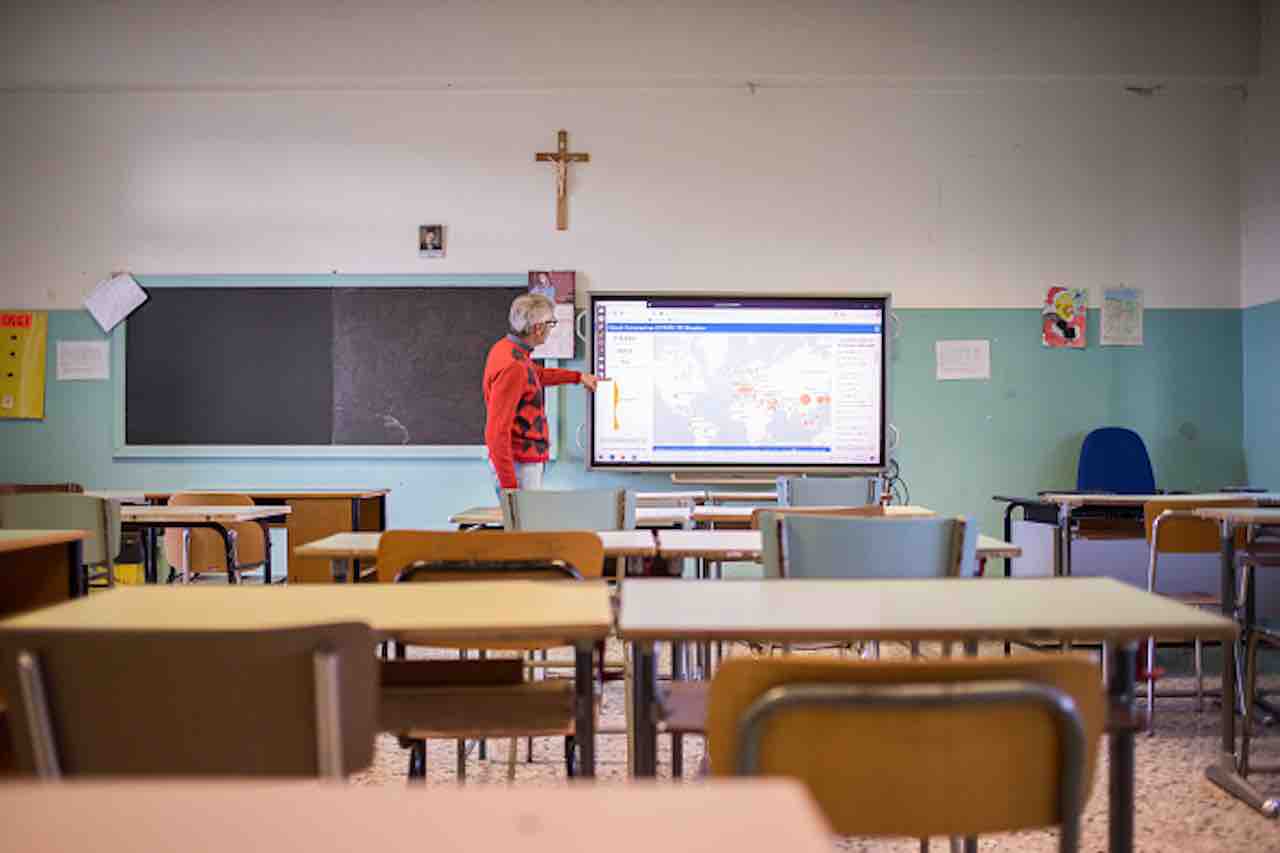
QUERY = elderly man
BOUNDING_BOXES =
[483,293,597,492]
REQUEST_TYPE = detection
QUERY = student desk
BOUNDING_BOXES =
[617,576,1237,853]
[0,582,611,776]
[450,505,692,529]
[0,779,834,853]
[296,530,658,582]
[999,492,1280,579]
[98,489,390,584]
[120,505,291,585]
[1193,505,1280,816]
[0,530,88,616]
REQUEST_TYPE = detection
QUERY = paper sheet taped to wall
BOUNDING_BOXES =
[935,339,991,381]
[84,273,147,333]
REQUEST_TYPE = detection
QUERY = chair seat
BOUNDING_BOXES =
[660,680,710,735]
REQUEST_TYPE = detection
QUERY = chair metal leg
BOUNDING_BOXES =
[1195,637,1204,713]
[456,739,466,781]
[672,733,683,780]
[1146,636,1156,737]
[407,740,426,781]
[1242,632,1261,777]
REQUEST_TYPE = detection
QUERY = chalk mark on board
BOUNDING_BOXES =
[381,413,410,445]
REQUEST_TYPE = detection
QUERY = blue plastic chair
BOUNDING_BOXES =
[1076,427,1156,494]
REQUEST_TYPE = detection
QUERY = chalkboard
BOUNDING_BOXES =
[123,283,526,449]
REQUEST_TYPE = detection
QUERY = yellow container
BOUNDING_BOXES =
[113,562,146,585]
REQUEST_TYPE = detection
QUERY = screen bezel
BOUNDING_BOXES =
[586,291,891,475]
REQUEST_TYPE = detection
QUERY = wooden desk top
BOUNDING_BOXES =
[121,505,293,523]
[705,490,779,503]
[617,577,1237,644]
[0,529,89,554]
[0,779,833,853]
[692,504,934,524]
[635,490,707,505]
[1193,507,1280,525]
[295,530,657,560]
[90,488,389,502]
[1036,492,1270,508]
[449,506,691,529]
[0,584,612,645]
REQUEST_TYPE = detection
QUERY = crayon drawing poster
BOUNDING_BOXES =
[1041,286,1087,349]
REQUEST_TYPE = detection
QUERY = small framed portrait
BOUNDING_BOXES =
[419,224,444,258]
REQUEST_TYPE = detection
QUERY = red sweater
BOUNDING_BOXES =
[483,334,581,488]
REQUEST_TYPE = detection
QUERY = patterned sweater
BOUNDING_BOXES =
[482,334,581,488]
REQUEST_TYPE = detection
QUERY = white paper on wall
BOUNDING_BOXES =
[83,273,147,333]
[935,339,991,381]
[56,340,110,380]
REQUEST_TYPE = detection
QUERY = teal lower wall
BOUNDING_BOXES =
[1244,298,1280,490]
[0,307,1246,541]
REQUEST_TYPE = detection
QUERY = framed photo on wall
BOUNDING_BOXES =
[419,225,444,258]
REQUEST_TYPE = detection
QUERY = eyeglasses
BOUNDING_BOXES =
[539,319,559,328]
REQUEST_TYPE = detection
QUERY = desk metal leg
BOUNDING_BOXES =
[1106,641,1137,853]
[1205,521,1280,816]
[574,641,596,778]
[1056,504,1072,577]
[256,520,273,584]
[631,641,658,777]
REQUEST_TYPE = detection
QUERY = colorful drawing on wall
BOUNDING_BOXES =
[1101,287,1143,347]
[527,270,576,304]
[0,310,48,419]
[1041,286,1087,349]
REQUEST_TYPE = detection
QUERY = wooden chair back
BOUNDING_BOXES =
[0,622,377,778]
[164,492,266,575]
[1143,498,1253,553]
[707,655,1103,848]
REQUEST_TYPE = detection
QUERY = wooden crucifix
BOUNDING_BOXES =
[535,129,590,231]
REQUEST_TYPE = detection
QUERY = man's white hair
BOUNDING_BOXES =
[509,293,555,335]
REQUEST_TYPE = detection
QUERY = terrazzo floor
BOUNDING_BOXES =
[353,641,1280,852]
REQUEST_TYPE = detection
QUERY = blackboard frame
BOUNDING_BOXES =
[111,274,564,459]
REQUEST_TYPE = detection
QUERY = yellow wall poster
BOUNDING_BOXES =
[1,310,48,419]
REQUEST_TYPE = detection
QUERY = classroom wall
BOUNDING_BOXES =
[0,1,1259,545]
[1242,0,1280,487]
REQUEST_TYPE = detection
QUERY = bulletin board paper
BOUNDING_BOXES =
[0,310,48,419]
[56,340,111,381]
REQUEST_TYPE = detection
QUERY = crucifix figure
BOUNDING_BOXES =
[535,129,590,231]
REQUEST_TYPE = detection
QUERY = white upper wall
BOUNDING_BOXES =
[0,1,1260,310]
[0,1,1259,89]
[1243,0,1280,308]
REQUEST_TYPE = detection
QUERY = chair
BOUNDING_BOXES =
[1235,525,1280,778]
[0,493,119,591]
[500,488,636,532]
[994,426,1158,577]
[0,622,377,777]
[706,655,1103,851]
[163,492,267,583]
[776,475,878,507]
[758,511,978,580]
[501,487,636,581]
[1141,498,1253,732]
[375,529,603,781]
